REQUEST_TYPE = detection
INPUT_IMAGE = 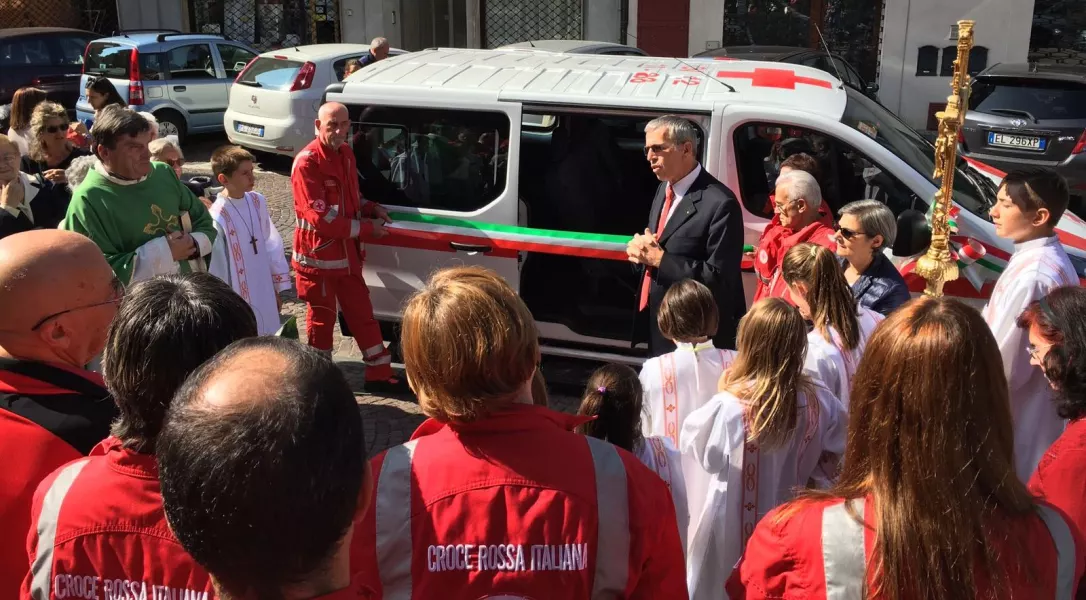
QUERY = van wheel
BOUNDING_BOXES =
[155,110,187,145]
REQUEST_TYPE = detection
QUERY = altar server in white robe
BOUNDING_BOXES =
[576,364,689,553]
[640,279,737,447]
[782,242,884,410]
[680,298,846,600]
[207,146,291,336]
[982,168,1079,480]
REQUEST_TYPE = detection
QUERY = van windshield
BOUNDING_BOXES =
[840,87,996,219]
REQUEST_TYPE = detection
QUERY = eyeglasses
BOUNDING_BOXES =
[44,123,69,135]
[643,143,675,156]
[30,276,126,331]
[774,198,799,212]
[1027,342,1053,360]
[164,158,185,168]
[836,226,867,240]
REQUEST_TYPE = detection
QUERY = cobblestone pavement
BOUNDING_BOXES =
[181,134,588,456]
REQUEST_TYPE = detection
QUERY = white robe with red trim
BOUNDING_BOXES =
[802,305,884,410]
[679,382,846,600]
[208,191,291,336]
[633,436,689,555]
[982,235,1078,480]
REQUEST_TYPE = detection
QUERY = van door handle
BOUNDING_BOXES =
[173,85,187,92]
[449,242,492,253]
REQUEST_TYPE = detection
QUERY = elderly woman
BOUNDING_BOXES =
[20,101,90,187]
[150,136,211,209]
[0,134,70,239]
[834,199,910,315]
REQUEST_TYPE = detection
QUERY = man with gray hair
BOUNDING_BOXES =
[752,169,837,303]
[358,37,391,69]
[61,105,215,284]
[627,114,745,355]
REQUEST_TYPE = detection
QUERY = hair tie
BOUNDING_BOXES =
[597,386,607,394]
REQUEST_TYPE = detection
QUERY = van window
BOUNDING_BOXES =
[84,42,132,78]
[350,106,511,212]
[167,44,217,80]
[237,57,304,90]
[733,122,926,221]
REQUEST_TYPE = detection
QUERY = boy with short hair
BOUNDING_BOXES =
[208,145,291,335]
[983,167,1079,481]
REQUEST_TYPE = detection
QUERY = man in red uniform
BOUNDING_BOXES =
[353,266,688,599]
[753,169,836,304]
[20,273,257,600]
[0,230,119,600]
[291,101,403,393]
[158,337,375,600]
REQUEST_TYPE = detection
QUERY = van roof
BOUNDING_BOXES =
[341,48,848,118]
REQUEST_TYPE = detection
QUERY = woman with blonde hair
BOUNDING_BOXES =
[729,296,1084,599]
[680,297,846,600]
[352,265,687,599]
[20,101,90,187]
[782,241,883,408]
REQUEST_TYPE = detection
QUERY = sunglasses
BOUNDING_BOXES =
[45,123,69,134]
[164,158,186,168]
[30,276,126,331]
[643,143,675,156]
[836,226,867,240]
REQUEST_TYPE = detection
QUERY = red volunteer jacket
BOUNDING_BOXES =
[20,437,213,600]
[291,137,378,276]
[1031,417,1086,599]
[753,209,836,304]
[0,358,115,600]
[727,495,1084,599]
[352,404,688,599]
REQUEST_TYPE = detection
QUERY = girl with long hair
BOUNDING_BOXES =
[6,87,46,155]
[576,364,688,551]
[782,242,883,408]
[680,298,846,600]
[729,297,1083,600]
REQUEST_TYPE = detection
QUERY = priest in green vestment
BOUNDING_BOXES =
[61,106,215,283]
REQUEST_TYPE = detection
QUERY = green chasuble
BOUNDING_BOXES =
[63,161,217,283]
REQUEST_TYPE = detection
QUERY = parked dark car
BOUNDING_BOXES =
[692,45,880,100]
[0,27,99,110]
[961,63,1086,197]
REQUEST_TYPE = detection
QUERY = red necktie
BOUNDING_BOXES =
[639,184,675,311]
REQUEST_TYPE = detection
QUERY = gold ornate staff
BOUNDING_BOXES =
[916,20,975,297]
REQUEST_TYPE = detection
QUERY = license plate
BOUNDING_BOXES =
[235,122,264,137]
[988,132,1045,151]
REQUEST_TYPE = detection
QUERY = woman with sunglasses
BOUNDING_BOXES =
[835,200,910,316]
[1019,285,1086,599]
[19,101,90,189]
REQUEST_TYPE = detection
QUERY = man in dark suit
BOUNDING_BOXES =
[628,116,746,357]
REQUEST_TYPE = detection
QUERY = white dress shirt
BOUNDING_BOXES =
[663,163,703,226]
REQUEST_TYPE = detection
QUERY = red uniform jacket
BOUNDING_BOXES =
[0,358,115,600]
[1031,417,1086,599]
[727,495,1084,599]
[352,404,688,599]
[20,438,212,600]
[291,137,378,276]
[753,209,836,304]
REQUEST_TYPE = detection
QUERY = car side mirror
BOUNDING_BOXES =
[865,82,880,95]
[893,209,931,257]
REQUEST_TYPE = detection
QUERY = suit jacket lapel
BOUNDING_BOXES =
[658,186,701,245]
[647,183,666,235]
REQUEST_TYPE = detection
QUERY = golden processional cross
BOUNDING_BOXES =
[916,20,975,297]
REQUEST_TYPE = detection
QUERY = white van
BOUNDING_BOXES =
[325,49,1086,364]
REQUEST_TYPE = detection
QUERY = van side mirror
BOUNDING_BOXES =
[893,209,931,257]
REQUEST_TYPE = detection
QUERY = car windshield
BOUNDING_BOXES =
[85,42,133,78]
[236,57,303,90]
[841,87,996,219]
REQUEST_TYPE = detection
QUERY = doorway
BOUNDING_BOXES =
[399,0,469,50]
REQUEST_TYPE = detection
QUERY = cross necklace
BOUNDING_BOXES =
[229,193,260,254]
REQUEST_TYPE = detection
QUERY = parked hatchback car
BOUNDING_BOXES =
[693,45,879,100]
[225,44,406,156]
[0,27,98,110]
[497,40,647,56]
[961,63,1086,198]
[75,31,258,143]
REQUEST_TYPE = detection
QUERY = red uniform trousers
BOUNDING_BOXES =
[296,270,392,381]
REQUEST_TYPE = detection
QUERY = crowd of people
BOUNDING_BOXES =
[0,72,1084,599]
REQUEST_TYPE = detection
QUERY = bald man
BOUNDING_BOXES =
[291,102,403,393]
[158,337,372,599]
[0,229,120,598]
